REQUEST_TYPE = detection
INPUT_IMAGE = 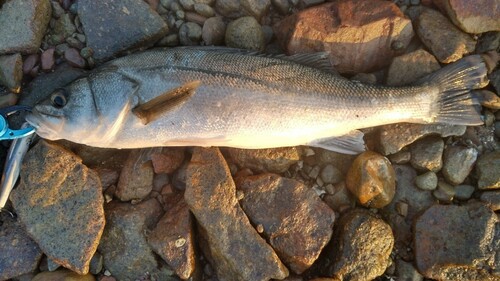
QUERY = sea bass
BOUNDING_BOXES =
[26,47,488,154]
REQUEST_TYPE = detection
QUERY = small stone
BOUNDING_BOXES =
[454,184,475,200]
[308,165,321,179]
[194,3,215,17]
[195,0,215,4]
[409,136,444,172]
[185,11,207,25]
[157,34,180,47]
[32,269,95,281]
[0,53,23,91]
[415,171,438,190]
[80,47,94,59]
[442,146,477,185]
[55,43,70,56]
[150,147,185,174]
[40,48,55,72]
[116,149,154,201]
[323,182,356,212]
[386,49,440,86]
[225,147,301,173]
[225,16,265,51]
[180,0,195,10]
[66,36,84,49]
[271,0,290,14]
[50,0,66,18]
[350,73,377,84]
[475,31,500,54]
[484,110,495,127]
[433,0,500,34]
[262,25,274,45]
[388,150,411,164]
[491,69,500,94]
[179,22,202,46]
[346,151,396,208]
[474,90,500,110]
[320,164,343,184]
[89,252,103,275]
[415,8,476,63]
[476,151,500,190]
[64,48,86,68]
[53,13,76,38]
[202,17,226,45]
[414,202,499,280]
[479,191,500,211]
[22,54,39,75]
[395,201,409,217]
[395,259,423,281]
[433,180,455,202]
[176,10,185,20]
[240,0,271,20]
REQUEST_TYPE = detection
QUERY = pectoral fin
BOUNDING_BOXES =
[309,130,366,154]
[132,80,201,125]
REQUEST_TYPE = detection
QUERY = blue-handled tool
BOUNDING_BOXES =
[0,105,35,140]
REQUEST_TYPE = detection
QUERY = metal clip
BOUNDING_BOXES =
[0,105,36,140]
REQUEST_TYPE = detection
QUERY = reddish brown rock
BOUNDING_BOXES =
[274,0,414,74]
[41,48,55,72]
[22,53,39,75]
[64,48,86,68]
[225,147,301,173]
[237,174,335,274]
[116,149,154,201]
[148,196,196,280]
[185,147,289,281]
[150,147,186,174]
[433,0,500,34]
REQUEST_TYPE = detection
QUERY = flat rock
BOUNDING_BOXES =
[345,151,396,208]
[116,148,154,201]
[0,0,52,54]
[386,49,440,86]
[433,0,500,34]
[78,0,168,61]
[32,269,95,281]
[11,140,104,274]
[476,151,500,190]
[328,209,394,281]
[185,147,289,281]
[148,196,196,279]
[150,147,185,174]
[480,191,500,211]
[225,16,265,51]
[415,8,475,63]
[99,199,175,281]
[274,0,414,74]
[442,146,477,185]
[0,213,43,280]
[225,147,301,173]
[237,174,335,274]
[409,136,444,172]
[414,202,499,280]
[378,123,465,155]
[0,53,23,92]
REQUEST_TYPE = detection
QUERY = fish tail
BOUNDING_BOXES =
[422,55,489,125]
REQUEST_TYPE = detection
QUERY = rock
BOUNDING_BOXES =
[93,168,119,190]
[454,184,475,200]
[328,209,394,281]
[184,147,289,281]
[346,151,396,208]
[53,13,76,39]
[395,259,423,281]
[64,48,86,68]
[476,32,500,54]
[386,49,440,86]
[148,196,196,279]
[0,53,23,91]
[10,140,105,274]
[388,150,411,164]
[32,269,95,281]
[414,202,499,280]
[0,0,52,54]
[180,0,195,10]
[116,148,154,201]
[409,136,444,172]
[480,191,500,211]
[237,174,335,274]
[215,0,271,20]
[474,90,500,110]
[50,0,65,18]
[432,0,500,34]
[414,171,437,190]
[179,22,202,46]
[202,17,226,45]
[150,147,185,174]
[442,146,477,185]
[225,147,301,173]
[272,0,290,14]
[322,181,356,212]
[415,8,475,63]
[99,199,174,281]
[194,3,215,17]
[89,252,103,275]
[158,34,180,47]
[78,0,168,61]
[0,213,43,280]
[274,0,414,74]
[40,48,55,72]
[66,37,85,49]
[476,151,500,190]
[489,70,500,99]
[22,53,39,75]
[433,180,455,202]
[225,16,265,51]
[320,164,343,185]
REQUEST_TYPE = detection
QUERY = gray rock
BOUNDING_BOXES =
[454,184,475,200]
[50,0,66,18]
[215,0,241,17]
[378,123,466,155]
[476,151,500,190]
[11,140,105,274]
[414,171,437,191]
[320,164,343,185]
[185,147,289,281]
[53,13,76,39]
[0,213,43,280]
[179,0,195,10]
[350,72,377,84]
[409,136,444,172]
[241,0,271,20]
[442,146,478,185]
[116,148,154,201]
[215,0,270,20]
[388,150,411,164]
[225,16,265,51]
[202,17,226,45]
[433,180,455,202]
[78,0,168,61]
[395,259,423,281]
[89,252,103,275]
[414,202,499,280]
[179,22,202,46]
[99,199,175,281]
[176,10,185,20]
[479,191,500,211]
[0,53,23,91]
[271,0,290,14]
[157,33,180,47]
[32,269,95,281]
[195,0,215,4]
[0,0,52,54]
[225,147,301,173]
[475,31,500,54]
[322,182,356,212]
[194,3,215,17]
[386,49,440,86]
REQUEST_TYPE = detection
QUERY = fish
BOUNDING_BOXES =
[25,47,489,154]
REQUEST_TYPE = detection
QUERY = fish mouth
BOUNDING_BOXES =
[25,108,64,140]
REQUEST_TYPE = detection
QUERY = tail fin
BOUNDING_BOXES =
[419,55,489,125]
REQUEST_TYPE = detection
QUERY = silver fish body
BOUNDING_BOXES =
[26,47,487,154]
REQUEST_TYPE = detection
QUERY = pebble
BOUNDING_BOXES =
[414,171,437,191]
[432,180,455,202]
[474,90,500,110]
[441,146,477,185]
[32,269,95,281]
[479,191,500,211]
[150,147,185,174]
[484,110,495,127]
[195,0,215,4]
[225,16,265,51]
[434,0,500,33]
[475,151,500,190]
[55,43,70,56]
[41,48,55,72]
[64,48,86,68]
[157,33,180,47]
[0,53,23,91]
[176,10,185,20]
[10,140,105,274]
[346,151,396,208]
[202,16,226,45]
[454,184,475,200]
[388,150,411,164]
[0,0,52,54]
[226,147,301,173]
[171,1,183,11]
[386,49,441,86]
[80,47,94,59]
[50,0,66,18]
[320,164,343,184]
[194,3,215,17]
[262,25,274,45]
[414,202,499,280]
[116,149,154,201]
[89,252,103,275]
[53,13,76,38]
[66,36,84,49]
[179,22,202,46]
[490,69,500,94]
[395,259,423,281]
[94,168,119,190]
[409,136,444,172]
[322,182,356,212]
[185,11,207,25]
[350,73,377,84]
[179,0,195,10]
[475,31,500,54]
[240,0,272,20]
[22,53,39,75]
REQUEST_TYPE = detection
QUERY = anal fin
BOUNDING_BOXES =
[309,130,366,154]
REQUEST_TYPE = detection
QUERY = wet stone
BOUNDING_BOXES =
[202,16,226,45]
[53,13,76,39]
[414,171,437,191]
[40,48,55,72]
[237,174,335,274]
[184,147,289,281]
[32,269,95,281]
[225,16,265,51]
[150,147,185,174]
[346,151,396,208]
[433,180,455,202]
[328,209,394,281]
[454,184,475,200]
[11,140,105,274]
[414,202,499,280]
[116,148,154,201]
[64,48,86,68]
[225,147,301,173]
[0,53,23,91]
[22,54,39,75]
[479,191,500,211]
[386,49,440,86]
[179,22,202,46]
[442,146,477,185]
[409,136,444,172]
[433,0,500,34]
[476,151,500,190]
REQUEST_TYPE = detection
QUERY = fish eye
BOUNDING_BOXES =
[50,89,68,109]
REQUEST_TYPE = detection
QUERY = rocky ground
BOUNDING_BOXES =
[0,0,499,280]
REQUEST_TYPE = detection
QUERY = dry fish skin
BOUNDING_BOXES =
[26,47,488,154]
